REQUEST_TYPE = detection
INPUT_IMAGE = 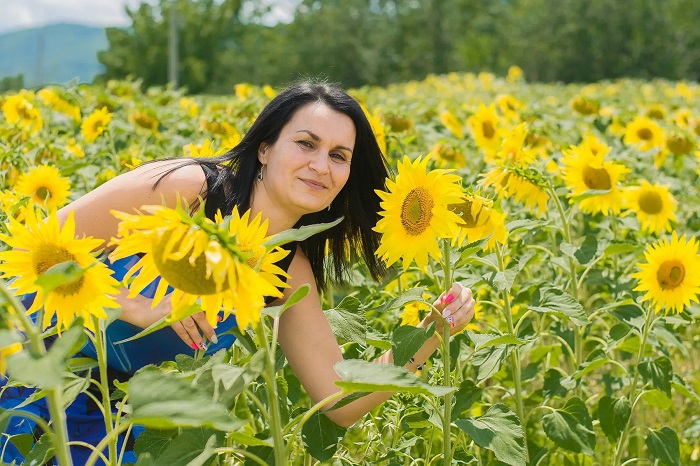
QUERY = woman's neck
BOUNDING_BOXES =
[249,184,301,236]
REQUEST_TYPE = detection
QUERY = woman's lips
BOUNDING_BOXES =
[300,178,326,190]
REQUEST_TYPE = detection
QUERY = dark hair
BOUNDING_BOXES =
[168,80,390,290]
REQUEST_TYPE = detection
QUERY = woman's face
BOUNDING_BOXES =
[257,102,355,217]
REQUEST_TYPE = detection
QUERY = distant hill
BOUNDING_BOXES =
[0,23,108,87]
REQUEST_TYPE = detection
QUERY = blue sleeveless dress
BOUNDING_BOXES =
[0,163,296,465]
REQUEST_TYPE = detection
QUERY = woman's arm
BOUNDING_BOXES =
[277,248,475,428]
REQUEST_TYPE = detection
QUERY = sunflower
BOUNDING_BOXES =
[480,166,549,216]
[129,111,159,133]
[450,193,508,251]
[2,91,43,134]
[623,116,665,152]
[362,105,387,156]
[374,155,464,271]
[0,209,119,332]
[37,88,80,121]
[493,123,537,167]
[495,94,523,121]
[66,138,85,158]
[665,133,694,155]
[631,232,700,314]
[428,142,466,168]
[14,164,71,210]
[579,133,610,158]
[179,97,200,118]
[623,181,677,235]
[183,140,226,158]
[81,107,112,143]
[506,65,524,83]
[570,96,599,116]
[439,110,464,139]
[467,104,501,160]
[561,145,628,215]
[109,204,283,330]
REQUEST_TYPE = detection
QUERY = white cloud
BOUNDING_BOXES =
[0,0,151,34]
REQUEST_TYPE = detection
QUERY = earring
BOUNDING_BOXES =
[257,164,265,182]
[327,202,332,212]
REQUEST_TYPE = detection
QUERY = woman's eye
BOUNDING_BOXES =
[330,152,348,162]
[297,140,313,148]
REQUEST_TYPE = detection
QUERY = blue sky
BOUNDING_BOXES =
[0,0,295,34]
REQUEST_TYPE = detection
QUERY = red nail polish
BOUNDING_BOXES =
[445,294,455,304]
[217,315,223,322]
[450,322,456,329]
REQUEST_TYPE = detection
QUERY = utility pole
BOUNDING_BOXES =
[168,0,179,88]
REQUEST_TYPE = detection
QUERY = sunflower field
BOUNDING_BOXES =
[0,70,699,466]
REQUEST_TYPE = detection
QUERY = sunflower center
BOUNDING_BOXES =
[636,128,653,141]
[638,190,663,214]
[582,166,612,190]
[400,187,434,236]
[482,121,495,139]
[17,102,34,120]
[152,231,229,295]
[656,259,685,290]
[33,244,85,296]
[35,186,51,201]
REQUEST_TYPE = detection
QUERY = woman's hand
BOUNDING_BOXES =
[117,291,217,350]
[420,283,476,336]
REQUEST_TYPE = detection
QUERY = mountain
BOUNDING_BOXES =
[0,23,108,87]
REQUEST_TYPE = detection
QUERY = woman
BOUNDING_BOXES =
[1,81,475,463]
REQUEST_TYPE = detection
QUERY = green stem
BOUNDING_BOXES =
[92,315,117,465]
[495,245,528,459]
[548,185,584,376]
[612,308,656,465]
[256,320,286,466]
[0,280,73,466]
[440,239,453,466]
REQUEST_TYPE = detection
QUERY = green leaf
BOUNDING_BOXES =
[561,235,599,265]
[6,324,85,389]
[530,286,588,327]
[638,356,672,396]
[640,389,673,409]
[455,403,526,466]
[115,303,201,344]
[334,359,457,396]
[23,432,56,466]
[610,304,646,330]
[598,396,631,441]
[324,296,366,345]
[466,331,525,351]
[134,429,176,460]
[543,369,575,399]
[7,433,33,456]
[127,370,245,430]
[0,329,22,347]
[571,349,620,380]
[451,380,482,421]
[604,241,640,257]
[34,260,86,295]
[570,189,611,202]
[151,429,222,466]
[482,268,517,293]
[646,426,680,466]
[391,323,435,367]
[229,432,272,447]
[379,286,426,313]
[302,412,347,462]
[506,219,551,234]
[264,217,343,248]
[542,397,595,455]
[609,323,630,341]
[262,284,310,319]
[472,345,511,385]
[672,374,700,403]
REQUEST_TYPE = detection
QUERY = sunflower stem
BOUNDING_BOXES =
[495,244,528,459]
[440,239,453,466]
[255,320,287,466]
[0,279,73,466]
[548,184,584,382]
[92,315,118,465]
[612,308,657,465]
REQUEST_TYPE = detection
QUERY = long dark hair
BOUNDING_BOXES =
[161,80,390,289]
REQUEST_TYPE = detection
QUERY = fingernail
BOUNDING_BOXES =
[442,309,451,318]
[217,315,223,322]
[190,343,198,350]
[440,295,445,304]
[199,342,207,351]
[445,294,455,304]
[450,322,456,329]
[210,334,218,344]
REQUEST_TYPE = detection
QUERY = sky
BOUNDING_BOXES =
[0,0,295,34]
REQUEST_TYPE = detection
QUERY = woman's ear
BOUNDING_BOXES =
[258,143,268,164]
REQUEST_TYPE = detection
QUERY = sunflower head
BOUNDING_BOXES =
[14,164,71,210]
[623,181,677,235]
[109,202,284,329]
[0,209,119,332]
[440,110,465,139]
[2,91,43,134]
[570,96,599,115]
[623,116,665,152]
[374,156,464,270]
[631,232,700,314]
[81,107,113,143]
[450,192,508,250]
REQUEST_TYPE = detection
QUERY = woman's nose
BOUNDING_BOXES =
[308,152,330,174]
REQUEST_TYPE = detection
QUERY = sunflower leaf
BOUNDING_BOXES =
[542,397,595,455]
[324,296,366,345]
[334,359,456,396]
[638,356,673,396]
[34,260,86,295]
[114,303,201,344]
[646,426,680,466]
[379,286,426,313]
[263,284,310,319]
[530,286,588,327]
[391,323,435,366]
[302,412,347,462]
[598,396,631,441]
[264,217,344,248]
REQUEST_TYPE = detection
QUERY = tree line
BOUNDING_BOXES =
[96,0,700,93]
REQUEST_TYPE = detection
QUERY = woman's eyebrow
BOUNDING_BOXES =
[296,130,353,153]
